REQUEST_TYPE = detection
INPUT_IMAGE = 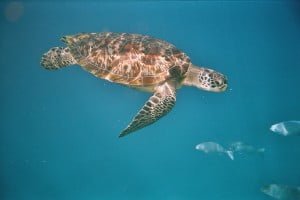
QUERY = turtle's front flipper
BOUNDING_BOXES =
[41,47,77,70]
[119,81,176,137]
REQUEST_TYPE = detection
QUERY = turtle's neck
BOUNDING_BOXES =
[182,65,203,87]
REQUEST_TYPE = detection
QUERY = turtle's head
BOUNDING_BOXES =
[183,66,228,92]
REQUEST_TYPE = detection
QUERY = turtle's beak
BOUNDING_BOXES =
[219,77,228,91]
[220,84,227,91]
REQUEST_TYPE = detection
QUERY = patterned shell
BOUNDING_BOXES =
[62,32,191,87]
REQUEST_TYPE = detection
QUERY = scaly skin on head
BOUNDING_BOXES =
[182,65,227,92]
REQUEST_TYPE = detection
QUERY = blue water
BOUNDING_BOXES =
[1,1,300,200]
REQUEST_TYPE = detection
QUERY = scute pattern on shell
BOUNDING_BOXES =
[62,32,191,86]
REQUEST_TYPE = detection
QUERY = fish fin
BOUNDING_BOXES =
[226,151,234,160]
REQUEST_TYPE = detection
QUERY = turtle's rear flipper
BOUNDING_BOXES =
[41,47,76,70]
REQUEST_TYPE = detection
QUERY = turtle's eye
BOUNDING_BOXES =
[212,72,227,88]
[217,76,227,86]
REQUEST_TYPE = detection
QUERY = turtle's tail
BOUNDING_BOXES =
[40,47,76,70]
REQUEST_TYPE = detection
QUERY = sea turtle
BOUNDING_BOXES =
[41,32,228,137]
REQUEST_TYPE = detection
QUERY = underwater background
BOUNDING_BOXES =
[1,1,300,199]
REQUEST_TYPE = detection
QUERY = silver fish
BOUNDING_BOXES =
[229,142,265,154]
[195,142,234,160]
[261,184,300,200]
[270,121,300,136]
